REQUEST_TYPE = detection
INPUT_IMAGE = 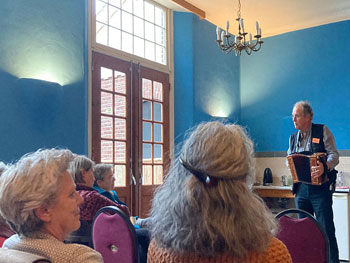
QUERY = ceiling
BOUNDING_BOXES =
[155,0,350,37]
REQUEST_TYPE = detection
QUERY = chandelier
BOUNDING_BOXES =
[216,0,263,56]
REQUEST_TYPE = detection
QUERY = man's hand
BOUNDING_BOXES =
[311,160,325,179]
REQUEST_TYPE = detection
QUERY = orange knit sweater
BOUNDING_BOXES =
[147,237,292,263]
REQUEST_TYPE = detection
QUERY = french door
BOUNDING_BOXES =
[92,51,170,217]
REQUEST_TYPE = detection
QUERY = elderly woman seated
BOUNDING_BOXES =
[0,162,15,247]
[0,149,102,262]
[69,155,130,223]
[70,156,150,263]
[147,122,292,263]
[93,164,127,206]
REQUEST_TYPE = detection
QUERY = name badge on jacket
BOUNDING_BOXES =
[312,138,320,144]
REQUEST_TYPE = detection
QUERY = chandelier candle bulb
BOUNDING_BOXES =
[258,27,261,36]
[256,21,259,32]
[216,26,220,40]
[239,19,244,32]
[221,31,225,42]
[249,33,252,44]
[226,21,229,34]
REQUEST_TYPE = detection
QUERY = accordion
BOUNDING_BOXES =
[287,153,328,185]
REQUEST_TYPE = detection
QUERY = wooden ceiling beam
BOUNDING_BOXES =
[171,0,206,19]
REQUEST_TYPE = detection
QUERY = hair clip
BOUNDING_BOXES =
[179,158,217,187]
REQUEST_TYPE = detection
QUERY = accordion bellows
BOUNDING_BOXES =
[287,153,328,185]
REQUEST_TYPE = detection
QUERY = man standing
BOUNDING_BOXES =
[287,100,339,263]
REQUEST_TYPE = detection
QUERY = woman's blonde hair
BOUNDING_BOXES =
[0,149,74,236]
[149,121,277,258]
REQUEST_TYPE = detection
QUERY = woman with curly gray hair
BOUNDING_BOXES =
[0,149,102,262]
[147,122,292,263]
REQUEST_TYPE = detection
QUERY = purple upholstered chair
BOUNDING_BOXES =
[92,206,139,263]
[276,208,330,263]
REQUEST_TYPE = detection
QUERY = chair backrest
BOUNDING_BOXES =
[64,220,93,248]
[275,208,330,263]
[92,206,139,263]
[0,247,51,263]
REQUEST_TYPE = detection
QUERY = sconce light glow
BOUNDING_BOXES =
[22,70,62,86]
[0,30,83,86]
[210,110,229,118]
[205,97,233,118]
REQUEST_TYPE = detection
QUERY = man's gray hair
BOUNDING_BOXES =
[294,100,313,119]
[69,155,95,184]
[0,149,74,236]
[149,121,277,258]
[94,164,113,182]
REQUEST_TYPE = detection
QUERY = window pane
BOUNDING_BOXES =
[155,26,165,46]
[134,17,144,38]
[114,71,126,94]
[155,44,166,64]
[145,41,155,61]
[121,0,132,13]
[154,102,162,122]
[134,36,145,58]
[109,27,121,49]
[142,78,152,99]
[122,11,133,33]
[94,0,167,66]
[142,101,152,120]
[114,165,126,187]
[101,140,113,162]
[101,92,113,115]
[115,95,126,117]
[154,144,162,163]
[101,116,113,139]
[142,165,152,185]
[110,0,121,8]
[144,1,154,23]
[115,141,126,162]
[145,21,154,42]
[155,6,165,28]
[143,143,152,163]
[115,118,126,139]
[101,67,113,91]
[154,165,163,184]
[154,123,162,142]
[143,121,152,141]
[96,0,108,24]
[134,0,144,18]
[153,81,163,101]
[96,22,108,45]
[122,31,133,53]
[109,6,121,29]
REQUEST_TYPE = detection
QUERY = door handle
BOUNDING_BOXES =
[130,170,137,186]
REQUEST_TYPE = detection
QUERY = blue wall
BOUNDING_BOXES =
[241,20,350,152]
[0,3,348,161]
[173,12,240,146]
[0,0,88,162]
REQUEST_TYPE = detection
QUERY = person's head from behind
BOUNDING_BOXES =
[70,155,95,188]
[150,121,276,258]
[94,164,115,192]
[0,149,83,241]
